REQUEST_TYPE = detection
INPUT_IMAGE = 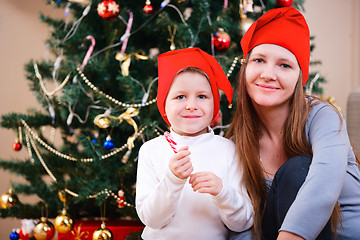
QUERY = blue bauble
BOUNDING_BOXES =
[9,230,19,240]
[91,139,98,143]
[103,140,114,149]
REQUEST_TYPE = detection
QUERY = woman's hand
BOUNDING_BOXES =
[277,231,305,240]
[168,146,193,179]
[189,172,223,196]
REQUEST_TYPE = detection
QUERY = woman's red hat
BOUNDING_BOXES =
[241,7,310,86]
[157,47,233,125]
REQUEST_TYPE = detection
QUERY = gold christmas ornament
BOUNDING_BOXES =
[55,209,74,233]
[33,217,55,240]
[239,0,254,36]
[93,222,113,240]
[0,187,19,209]
[240,17,254,36]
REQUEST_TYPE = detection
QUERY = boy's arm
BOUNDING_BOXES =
[135,144,187,229]
[213,144,254,232]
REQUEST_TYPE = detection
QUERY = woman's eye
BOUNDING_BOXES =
[176,95,185,100]
[280,63,291,69]
[253,58,264,63]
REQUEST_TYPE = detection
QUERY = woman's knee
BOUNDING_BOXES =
[274,155,312,189]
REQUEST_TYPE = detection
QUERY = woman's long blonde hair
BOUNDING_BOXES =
[226,55,341,239]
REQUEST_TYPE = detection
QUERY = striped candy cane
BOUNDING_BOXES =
[164,131,178,153]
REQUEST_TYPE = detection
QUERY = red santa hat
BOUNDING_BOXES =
[241,7,310,86]
[157,47,233,125]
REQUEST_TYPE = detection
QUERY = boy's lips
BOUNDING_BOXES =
[183,115,201,118]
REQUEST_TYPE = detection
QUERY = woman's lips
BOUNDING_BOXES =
[256,83,279,90]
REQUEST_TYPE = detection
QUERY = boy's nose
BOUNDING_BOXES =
[185,100,198,111]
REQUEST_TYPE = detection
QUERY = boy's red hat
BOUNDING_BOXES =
[241,7,310,86]
[157,47,233,125]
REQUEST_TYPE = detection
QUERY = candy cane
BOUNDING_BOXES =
[223,0,228,12]
[120,11,133,53]
[80,35,96,70]
[164,131,178,153]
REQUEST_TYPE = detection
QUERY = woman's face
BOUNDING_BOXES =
[245,44,300,110]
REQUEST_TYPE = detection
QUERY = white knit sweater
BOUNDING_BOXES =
[136,128,253,240]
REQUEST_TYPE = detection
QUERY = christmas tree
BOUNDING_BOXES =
[0,0,313,238]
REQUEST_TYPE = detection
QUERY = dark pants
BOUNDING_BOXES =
[261,155,333,240]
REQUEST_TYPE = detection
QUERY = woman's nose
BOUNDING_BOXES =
[260,65,277,81]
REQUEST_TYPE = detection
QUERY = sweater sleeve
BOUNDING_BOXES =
[135,143,187,229]
[213,142,254,232]
[280,104,349,239]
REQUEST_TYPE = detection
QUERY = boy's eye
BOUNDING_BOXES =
[198,95,207,99]
[176,95,185,100]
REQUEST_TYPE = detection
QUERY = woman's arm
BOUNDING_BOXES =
[278,231,305,240]
[280,104,349,239]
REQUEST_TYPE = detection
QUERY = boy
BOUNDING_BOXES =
[135,48,253,239]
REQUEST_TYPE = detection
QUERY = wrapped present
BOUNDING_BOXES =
[57,220,144,240]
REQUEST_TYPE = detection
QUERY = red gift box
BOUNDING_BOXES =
[58,220,144,240]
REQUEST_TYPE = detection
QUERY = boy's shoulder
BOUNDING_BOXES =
[141,135,165,148]
[210,133,235,147]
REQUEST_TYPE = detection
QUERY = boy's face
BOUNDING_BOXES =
[165,71,214,137]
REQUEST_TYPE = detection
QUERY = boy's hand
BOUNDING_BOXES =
[189,172,223,196]
[169,146,193,179]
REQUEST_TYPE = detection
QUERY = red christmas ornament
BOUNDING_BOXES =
[12,142,22,151]
[118,190,125,208]
[212,28,231,51]
[143,4,154,14]
[276,0,293,7]
[18,229,30,240]
[97,0,120,20]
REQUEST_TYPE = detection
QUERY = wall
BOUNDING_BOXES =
[0,0,359,238]
[303,0,360,114]
[0,0,63,237]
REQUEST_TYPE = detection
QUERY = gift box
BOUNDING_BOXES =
[58,219,144,240]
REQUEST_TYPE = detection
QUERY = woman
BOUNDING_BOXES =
[227,7,360,240]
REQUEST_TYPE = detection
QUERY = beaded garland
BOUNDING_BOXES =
[226,56,239,78]
[20,119,147,163]
[21,118,149,206]
[76,67,157,108]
